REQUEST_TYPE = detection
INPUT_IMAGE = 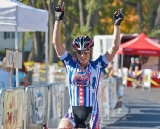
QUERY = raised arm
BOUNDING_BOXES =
[105,9,124,62]
[52,2,65,56]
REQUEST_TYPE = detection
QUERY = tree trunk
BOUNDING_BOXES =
[78,0,84,27]
[28,0,44,62]
[122,0,143,31]
[28,41,35,61]
[136,1,143,31]
[64,2,76,52]
[154,2,160,71]
[48,0,59,64]
[154,2,160,27]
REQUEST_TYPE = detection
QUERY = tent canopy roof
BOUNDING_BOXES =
[0,0,48,32]
[117,33,160,56]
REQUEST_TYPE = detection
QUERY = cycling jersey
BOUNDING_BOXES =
[59,51,109,128]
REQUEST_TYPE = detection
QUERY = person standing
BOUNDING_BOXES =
[0,57,16,88]
[14,61,31,87]
[134,57,142,87]
[129,57,135,77]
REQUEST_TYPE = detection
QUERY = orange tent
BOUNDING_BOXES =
[117,33,160,56]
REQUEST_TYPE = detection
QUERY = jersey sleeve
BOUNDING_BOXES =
[93,54,109,72]
[58,51,76,68]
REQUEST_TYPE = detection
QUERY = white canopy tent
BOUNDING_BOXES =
[0,0,48,86]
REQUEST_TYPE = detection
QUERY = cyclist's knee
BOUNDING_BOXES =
[58,119,74,129]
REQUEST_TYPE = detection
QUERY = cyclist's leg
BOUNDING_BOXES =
[58,107,75,129]
[90,113,100,129]
[58,119,74,129]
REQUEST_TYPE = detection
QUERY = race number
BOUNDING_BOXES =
[145,75,148,82]
[6,49,14,67]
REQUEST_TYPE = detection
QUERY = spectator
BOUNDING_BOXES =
[129,57,135,77]
[132,57,142,88]
[0,57,16,88]
[134,57,142,86]
[135,57,141,74]
[14,61,31,87]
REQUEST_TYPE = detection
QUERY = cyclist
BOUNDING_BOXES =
[53,2,124,129]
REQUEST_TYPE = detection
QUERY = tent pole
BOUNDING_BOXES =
[45,31,48,83]
[121,54,124,68]
[15,26,19,87]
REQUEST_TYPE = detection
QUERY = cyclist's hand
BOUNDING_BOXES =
[53,2,65,21]
[113,8,124,26]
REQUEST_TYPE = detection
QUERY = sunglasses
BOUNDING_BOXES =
[76,50,90,54]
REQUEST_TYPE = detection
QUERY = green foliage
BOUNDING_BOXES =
[19,32,32,49]
[71,26,94,39]
[20,0,160,36]
[149,26,160,37]
[19,0,160,62]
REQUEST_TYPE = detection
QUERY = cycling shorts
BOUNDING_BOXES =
[62,106,100,129]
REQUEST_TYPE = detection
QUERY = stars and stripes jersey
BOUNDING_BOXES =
[59,51,109,107]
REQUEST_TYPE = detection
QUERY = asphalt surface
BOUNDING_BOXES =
[53,86,160,129]
[102,87,160,129]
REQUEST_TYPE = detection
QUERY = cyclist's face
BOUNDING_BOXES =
[76,50,91,65]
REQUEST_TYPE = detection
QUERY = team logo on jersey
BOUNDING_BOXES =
[73,70,91,85]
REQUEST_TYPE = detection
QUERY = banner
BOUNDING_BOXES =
[25,86,48,125]
[3,89,24,129]
[32,87,46,123]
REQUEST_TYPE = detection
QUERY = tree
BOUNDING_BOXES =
[20,0,160,64]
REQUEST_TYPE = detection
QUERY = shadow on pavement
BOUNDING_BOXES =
[107,105,160,128]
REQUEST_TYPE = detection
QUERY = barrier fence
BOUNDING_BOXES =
[24,85,49,129]
[0,78,123,129]
[31,63,158,89]
[32,63,66,85]
[99,77,120,123]
[0,82,65,129]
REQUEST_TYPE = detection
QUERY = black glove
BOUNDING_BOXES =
[53,3,64,21]
[113,9,124,26]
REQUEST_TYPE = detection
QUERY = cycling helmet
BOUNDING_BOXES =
[72,35,94,50]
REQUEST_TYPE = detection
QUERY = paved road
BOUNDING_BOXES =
[102,87,160,129]
[61,86,160,129]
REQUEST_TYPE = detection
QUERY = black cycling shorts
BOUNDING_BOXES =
[72,106,92,128]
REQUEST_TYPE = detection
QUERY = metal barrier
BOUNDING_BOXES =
[108,78,117,116]
[142,69,152,91]
[47,82,65,128]
[115,77,124,113]
[0,89,4,129]
[99,79,110,122]
[0,79,122,129]
[24,84,49,129]
[99,77,118,123]
[0,82,65,129]
[32,64,66,85]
